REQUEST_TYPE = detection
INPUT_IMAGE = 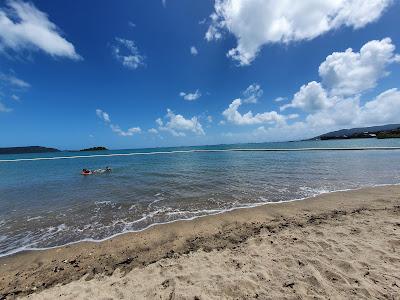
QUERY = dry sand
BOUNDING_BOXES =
[1,185,400,299]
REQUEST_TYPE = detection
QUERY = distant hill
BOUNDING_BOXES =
[80,146,108,152]
[0,146,60,155]
[310,124,400,140]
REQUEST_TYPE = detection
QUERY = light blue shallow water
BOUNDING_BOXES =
[1,139,400,256]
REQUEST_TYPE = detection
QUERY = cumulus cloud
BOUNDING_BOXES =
[251,88,400,142]
[319,38,400,96]
[112,38,145,69]
[242,83,263,103]
[358,88,400,125]
[180,90,201,101]
[190,46,198,56]
[274,96,287,102]
[96,109,141,137]
[222,98,290,126]
[220,39,400,141]
[110,124,141,136]
[156,118,163,127]
[278,40,400,133]
[96,109,111,123]
[303,88,400,129]
[0,0,81,59]
[148,128,158,134]
[304,97,360,128]
[157,109,205,136]
[206,0,392,65]
[282,38,400,119]
[281,81,334,112]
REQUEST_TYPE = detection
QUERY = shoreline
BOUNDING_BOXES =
[1,182,398,259]
[1,184,400,298]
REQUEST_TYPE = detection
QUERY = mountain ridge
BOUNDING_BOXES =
[310,124,400,140]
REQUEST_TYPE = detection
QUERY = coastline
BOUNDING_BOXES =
[1,182,398,259]
[1,184,400,299]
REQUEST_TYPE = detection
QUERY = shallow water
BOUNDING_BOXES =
[1,139,400,256]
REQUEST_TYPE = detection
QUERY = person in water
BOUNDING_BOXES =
[82,167,110,174]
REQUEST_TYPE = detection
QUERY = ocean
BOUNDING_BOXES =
[1,139,400,256]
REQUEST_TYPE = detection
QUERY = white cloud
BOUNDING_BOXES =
[281,87,400,132]
[162,0,167,8]
[156,118,163,127]
[304,97,360,128]
[179,89,201,101]
[128,22,136,28]
[96,109,111,123]
[205,12,223,41]
[190,46,198,56]
[359,88,400,125]
[207,115,213,123]
[319,38,400,96]
[242,83,263,103]
[281,81,334,112]
[110,124,141,136]
[96,109,141,137]
[112,38,145,69]
[221,39,400,142]
[157,109,205,136]
[261,89,400,140]
[206,0,392,65]
[282,38,400,119]
[274,96,287,102]
[0,73,30,104]
[0,73,30,88]
[222,98,289,125]
[303,88,400,129]
[0,0,81,60]
[0,101,12,112]
[148,128,158,134]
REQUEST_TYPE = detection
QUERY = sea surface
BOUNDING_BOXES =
[1,139,400,256]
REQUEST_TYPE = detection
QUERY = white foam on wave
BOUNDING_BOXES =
[27,216,43,221]
[1,182,399,258]
[46,224,67,233]
[95,201,113,206]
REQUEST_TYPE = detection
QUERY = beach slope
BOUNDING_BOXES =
[1,185,400,299]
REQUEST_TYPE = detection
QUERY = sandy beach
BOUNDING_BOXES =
[1,184,399,299]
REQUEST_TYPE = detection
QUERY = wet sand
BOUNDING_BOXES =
[1,185,400,299]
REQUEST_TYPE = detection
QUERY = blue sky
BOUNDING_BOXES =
[0,0,400,149]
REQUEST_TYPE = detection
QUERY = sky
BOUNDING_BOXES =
[0,0,400,150]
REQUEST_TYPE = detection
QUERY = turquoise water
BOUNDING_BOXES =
[1,139,400,256]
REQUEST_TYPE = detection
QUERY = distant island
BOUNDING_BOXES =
[310,124,400,140]
[79,147,108,152]
[0,146,109,155]
[0,146,60,155]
